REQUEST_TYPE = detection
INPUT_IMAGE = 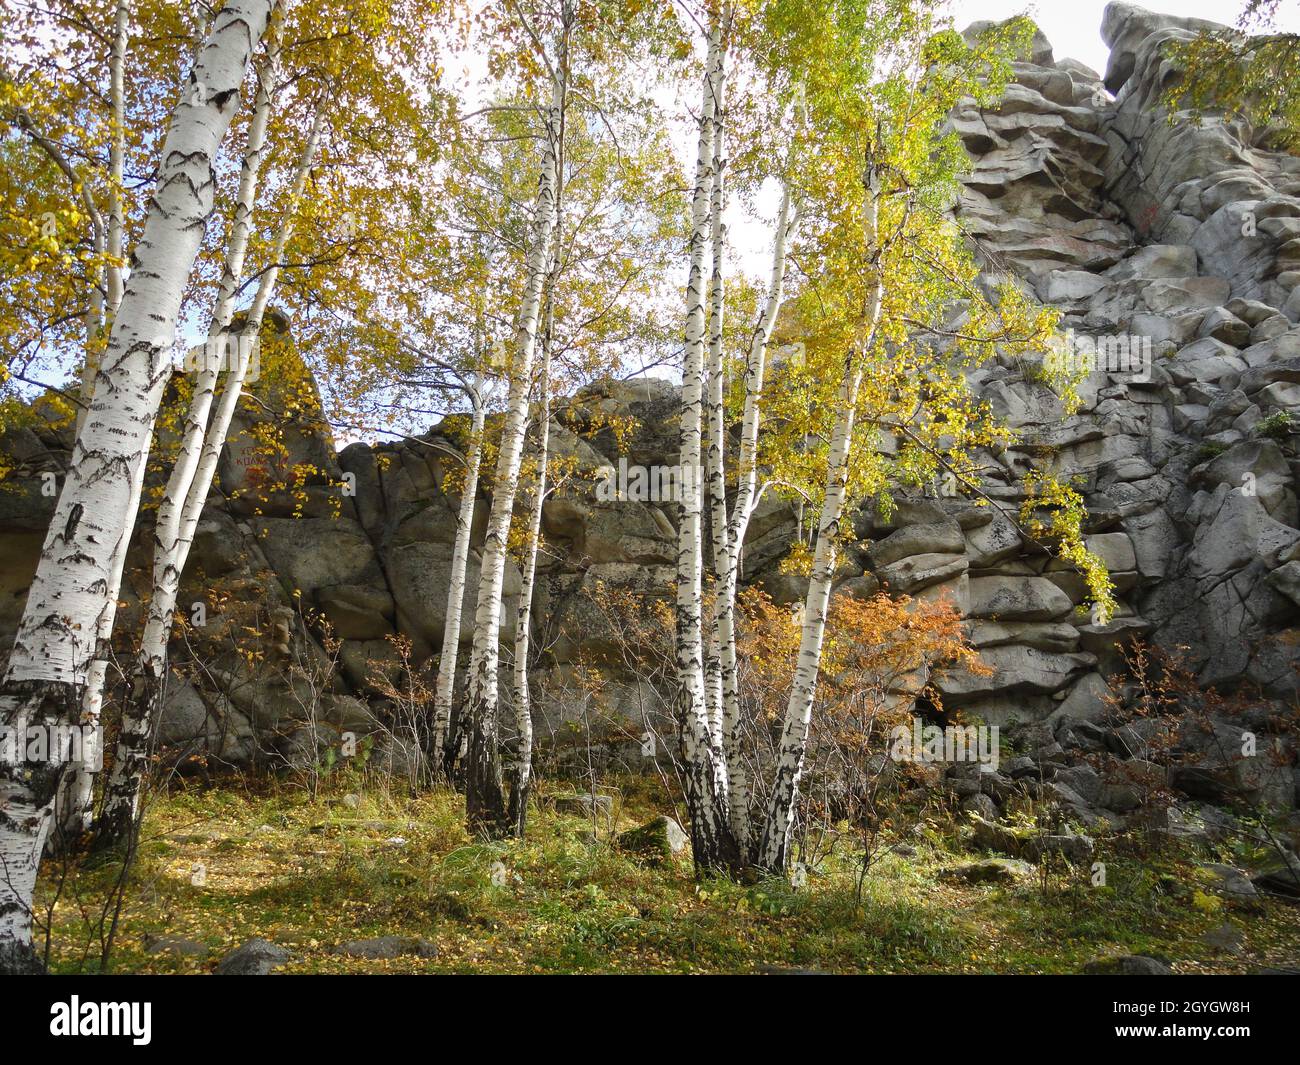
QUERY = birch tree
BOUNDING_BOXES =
[507,300,552,837]
[94,97,326,851]
[462,0,570,836]
[673,1,739,873]
[3,0,229,845]
[745,1,1057,873]
[712,178,795,854]
[38,27,128,841]
[702,63,728,748]
[53,0,136,841]
[755,168,883,871]
[421,4,678,808]
[79,0,453,845]
[661,0,1067,876]
[0,0,274,973]
[431,383,487,771]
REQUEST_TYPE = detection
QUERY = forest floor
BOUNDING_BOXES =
[35,774,1300,974]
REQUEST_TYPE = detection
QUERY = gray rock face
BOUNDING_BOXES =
[142,934,209,958]
[618,815,690,864]
[970,816,1094,865]
[877,552,969,595]
[1252,852,1300,897]
[214,938,291,975]
[968,577,1075,621]
[940,645,1095,705]
[331,936,438,959]
[939,857,1033,884]
[868,520,965,566]
[0,4,1296,818]
[1203,863,1259,904]
[553,792,615,829]
[1081,954,1173,975]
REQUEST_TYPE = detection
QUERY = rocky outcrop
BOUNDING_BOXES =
[951,4,1300,711]
[0,4,1296,820]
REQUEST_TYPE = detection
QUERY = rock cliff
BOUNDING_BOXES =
[1,3,1297,814]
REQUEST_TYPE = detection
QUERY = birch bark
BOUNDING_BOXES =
[0,0,274,972]
[507,305,551,838]
[463,7,567,835]
[64,37,279,845]
[702,74,727,755]
[106,0,129,318]
[95,101,323,849]
[48,1,132,840]
[674,9,737,874]
[432,390,486,775]
[756,169,882,874]
[716,180,793,856]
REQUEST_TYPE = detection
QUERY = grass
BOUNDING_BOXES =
[35,776,1300,974]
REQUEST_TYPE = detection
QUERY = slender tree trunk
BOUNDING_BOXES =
[57,13,129,842]
[72,0,127,415]
[675,10,738,876]
[106,0,129,318]
[508,306,551,838]
[63,32,278,847]
[702,72,727,754]
[464,11,566,837]
[715,180,793,857]
[432,392,485,776]
[0,0,274,973]
[94,100,322,852]
[13,27,131,836]
[77,229,106,416]
[755,170,882,875]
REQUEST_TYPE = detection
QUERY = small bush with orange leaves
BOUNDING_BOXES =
[563,578,987,868]
[736,588,986,867]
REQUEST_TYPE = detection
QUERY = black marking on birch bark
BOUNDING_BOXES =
[61,503,83,543]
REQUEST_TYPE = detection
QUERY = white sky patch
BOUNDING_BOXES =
[948,0,1300,77]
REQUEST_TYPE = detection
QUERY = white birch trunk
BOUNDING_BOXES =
[463,29,565,833]
[56,0,133,834]
[508,311,551,837]
[0,0,273,970]
[78,234,106,414]
[106,0,129,317]
[756,172,882,874]
[702,75,727,754]
[675,13,737,872]
[62,29,275,843]
[67,0,126,435]
[716,180,793,855]
[431,392,485,772]
[96,102,322,848]
[151,51,277,637]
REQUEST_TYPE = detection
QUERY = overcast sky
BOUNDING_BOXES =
[949,0,1300,76]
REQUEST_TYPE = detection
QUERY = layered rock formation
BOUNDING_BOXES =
[0,3,1297,816]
